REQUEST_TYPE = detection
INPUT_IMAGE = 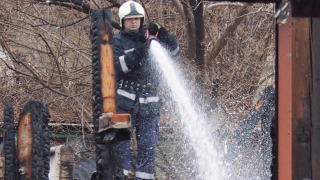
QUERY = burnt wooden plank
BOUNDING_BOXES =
[311,17,320,180]
[59,146,75,179]
[100,20,116,114]
[291,18,312,180]
[312,1,320,17]
[291,0,313,17]
[290,0,320,17]
[91,9,127,180]
[277,13,293,180]
[17,113,33,180]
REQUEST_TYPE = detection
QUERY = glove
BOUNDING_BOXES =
[146,22,162,44]
[146,22,171,45]
[146,22,161,36]
[133,42,149,61]
[157,25,170,42]
[146,22,179,57]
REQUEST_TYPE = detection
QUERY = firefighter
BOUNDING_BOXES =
[114,1,180,179]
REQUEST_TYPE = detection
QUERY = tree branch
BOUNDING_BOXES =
[172,0,187,26]
[139,0,149,22]
[172,0,196,59]
[207,2,244,9]
[33,0,121,29]
[105,0,121,8]
[32,15,90,28]
[36,0,91,13]
[0,39,70,96]
[39,0,91,13]
[37,33,64,86]
[207,3,251,63]
[8,40,51,55]
[111,21,121,30]
[75,99,93,128]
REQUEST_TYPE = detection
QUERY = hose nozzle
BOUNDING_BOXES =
[146,29,158,45]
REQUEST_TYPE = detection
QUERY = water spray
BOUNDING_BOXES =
[149,40,223,180]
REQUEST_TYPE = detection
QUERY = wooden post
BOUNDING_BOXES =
[90,9,131,180]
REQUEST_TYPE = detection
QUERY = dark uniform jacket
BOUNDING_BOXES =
[114,28,180,116]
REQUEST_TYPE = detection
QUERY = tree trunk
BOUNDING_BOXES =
[187,0,205,69]
[193,1,206,73]
[172,0,196,60]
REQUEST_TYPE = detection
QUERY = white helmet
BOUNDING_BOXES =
[118,1,145,28]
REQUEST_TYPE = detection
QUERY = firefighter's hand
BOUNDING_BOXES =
[146,22,161,36]
[157,25,169,40]
[134,42,149,60]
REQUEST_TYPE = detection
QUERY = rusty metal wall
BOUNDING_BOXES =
[277,9,320,180]
[277,13,293,180]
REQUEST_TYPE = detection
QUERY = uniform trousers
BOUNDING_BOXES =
[117,107,160,180]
